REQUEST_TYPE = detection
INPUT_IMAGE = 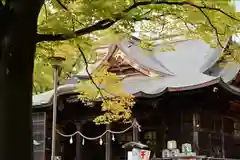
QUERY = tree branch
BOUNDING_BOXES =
[33,84,37,94]
[132,9,152,21]
[177,16,196,34]
[76,45,123,101]
[198,8,224,48]
[43,3,48,20]
[65,49,100,78]
[76,44,107,100]
[56,0,68,11]
[123,0,240,21]
[37,0,240,42]
[37,19,116,42]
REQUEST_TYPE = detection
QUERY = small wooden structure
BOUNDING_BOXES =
[32,37,240,160]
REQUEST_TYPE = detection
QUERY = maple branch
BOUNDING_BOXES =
[216,37,237,62]
[132,9,152,21]
[198,8,224,48]
[37,19,116,42]
[179,18,196,34]
[43,3,48,20]
[126,0,240,22]
[56,0,68,11]
[76,44,107,101]
[76,45,122,100]
[37,0,240,42]
[167,12,199,35]
[33,84,37,94]
[65,50,100,78]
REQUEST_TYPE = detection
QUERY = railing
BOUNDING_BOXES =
[33,112,46,160]
[204,158,240,160]
[153,156,240,160]
[154,156,206,160]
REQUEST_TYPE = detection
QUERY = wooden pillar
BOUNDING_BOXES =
[221,116,225,158]
[55,124,61,157]
[105,124,111,160]
[193,113,199,154]
[133,118,139,142]
[180,111,184,144]
[208,134,212,156]
[75,123,82,160]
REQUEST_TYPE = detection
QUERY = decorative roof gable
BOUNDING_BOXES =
[32,37,240,107]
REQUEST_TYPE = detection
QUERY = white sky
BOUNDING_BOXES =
[233,1,240,42]
[236,0,240,11]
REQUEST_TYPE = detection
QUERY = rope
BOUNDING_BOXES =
[56,121,140,140]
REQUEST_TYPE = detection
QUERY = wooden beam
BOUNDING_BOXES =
[193,113,199,154]
[75,123,82,160]
[133,118,139,142]
[105,124,111,160]
[221,116,225,158]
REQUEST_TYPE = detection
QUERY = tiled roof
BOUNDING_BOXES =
[32,38,240,107]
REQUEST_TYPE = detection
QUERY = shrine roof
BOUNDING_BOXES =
[32,37,240,107]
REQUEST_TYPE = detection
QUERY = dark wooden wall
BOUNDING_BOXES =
[35,84,240,160]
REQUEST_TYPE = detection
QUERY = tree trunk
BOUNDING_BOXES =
[0,1,43,160]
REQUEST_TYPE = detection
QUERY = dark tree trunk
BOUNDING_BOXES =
[0,0,43,159]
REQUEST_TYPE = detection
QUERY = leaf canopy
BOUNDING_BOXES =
[35,0,240,123]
